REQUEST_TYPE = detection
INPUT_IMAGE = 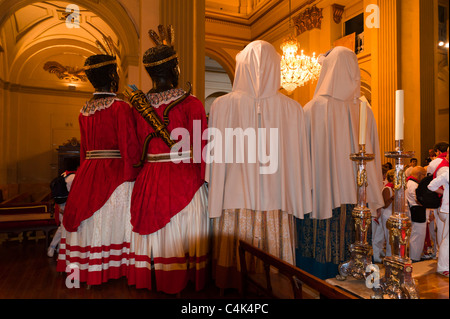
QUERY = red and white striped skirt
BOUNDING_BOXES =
[56,182,134,285]
[127,184,210,294]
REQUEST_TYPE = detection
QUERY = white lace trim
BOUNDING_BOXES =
[80,97,124,116]
[145,88,186,108]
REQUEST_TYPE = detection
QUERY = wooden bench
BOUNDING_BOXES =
[1,192,33,205]
[0,193,57,247]
[238,239,359,299]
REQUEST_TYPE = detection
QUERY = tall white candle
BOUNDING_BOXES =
[359,101,367,145]
[395,90,404,140]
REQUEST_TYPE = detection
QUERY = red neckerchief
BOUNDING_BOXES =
[407,176,419,183]
[433,156,449,178]
[432,156,448,196]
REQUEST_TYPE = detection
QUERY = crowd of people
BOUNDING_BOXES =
[46,28,448,295]
[372,142,449,277]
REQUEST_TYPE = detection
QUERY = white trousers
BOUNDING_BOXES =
[372,217,385,262]
[381,209,393,258]
[437,211,449,273]
[49,212,63,249]
[410,221,427,261]
[427,219,437,255]
[435,208,444,247]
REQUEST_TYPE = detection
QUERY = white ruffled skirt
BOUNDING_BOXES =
[127,184,210,294]
[56,182,134,285]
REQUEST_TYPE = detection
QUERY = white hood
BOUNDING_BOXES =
[314,46,361,102]
[304,46,384,219]
[206,40,313,219]
[232,40,281,99]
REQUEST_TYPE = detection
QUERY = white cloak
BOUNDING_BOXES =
[205,40,313,219]
[304,46,384,219]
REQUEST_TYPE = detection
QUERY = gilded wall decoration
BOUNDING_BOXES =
[332,4,345,24]
[43,61,87,82]
[293,5,323,35]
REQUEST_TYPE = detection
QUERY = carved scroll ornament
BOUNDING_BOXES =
[293,5,323,35]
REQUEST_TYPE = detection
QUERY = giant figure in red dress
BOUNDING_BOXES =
[126,25,209,295]
[56,52,140,286]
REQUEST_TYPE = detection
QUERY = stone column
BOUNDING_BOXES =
[398,0,435,161]
[0,81,6,185]
[417,0,435,160]
[160,0,205,104]
[376,0,398,166]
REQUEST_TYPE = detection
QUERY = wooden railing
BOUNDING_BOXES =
[238,239,359,299]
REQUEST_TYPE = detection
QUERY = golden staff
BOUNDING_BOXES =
[123,82,191,167]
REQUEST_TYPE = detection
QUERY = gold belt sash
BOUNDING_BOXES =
[147,151,192,163]
[85,150,122,159]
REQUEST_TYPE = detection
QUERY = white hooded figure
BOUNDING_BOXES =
[304,46,384,221]
[205,40,313,290]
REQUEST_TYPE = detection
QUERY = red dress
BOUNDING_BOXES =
[127,89,209,294]
[130,91,207,235]
[57,98,140,285]
[63,98,140,231]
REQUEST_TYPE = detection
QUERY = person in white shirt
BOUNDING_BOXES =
[426,142,449,253]
[405,158,417,178]
[428,149,449,277]
[379,169,396,260]
[406,166,427,262]
[427,142,449,176]
[372,166,392,263]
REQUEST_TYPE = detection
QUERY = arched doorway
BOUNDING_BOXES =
[0,0,139,198]
[205,47,235,85]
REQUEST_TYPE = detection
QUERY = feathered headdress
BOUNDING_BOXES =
[149,25,175,47]
[95,36,119,57]
[84,36,119,70]
[144,25,177,68]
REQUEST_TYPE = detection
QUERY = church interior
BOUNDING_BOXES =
[0,0,448,301]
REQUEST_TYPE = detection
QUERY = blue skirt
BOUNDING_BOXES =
[295,204,373,279]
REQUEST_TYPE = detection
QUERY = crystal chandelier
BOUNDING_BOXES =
[280,1,321,93]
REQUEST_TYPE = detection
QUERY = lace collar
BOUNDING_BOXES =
[146,88,186,108]
[80,97,123,116]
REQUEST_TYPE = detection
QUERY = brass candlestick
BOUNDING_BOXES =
[372,139,419,299]
[336,144,374,281]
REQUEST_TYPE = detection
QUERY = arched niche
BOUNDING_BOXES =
[205,55,232,115]
[205,47,235,85]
